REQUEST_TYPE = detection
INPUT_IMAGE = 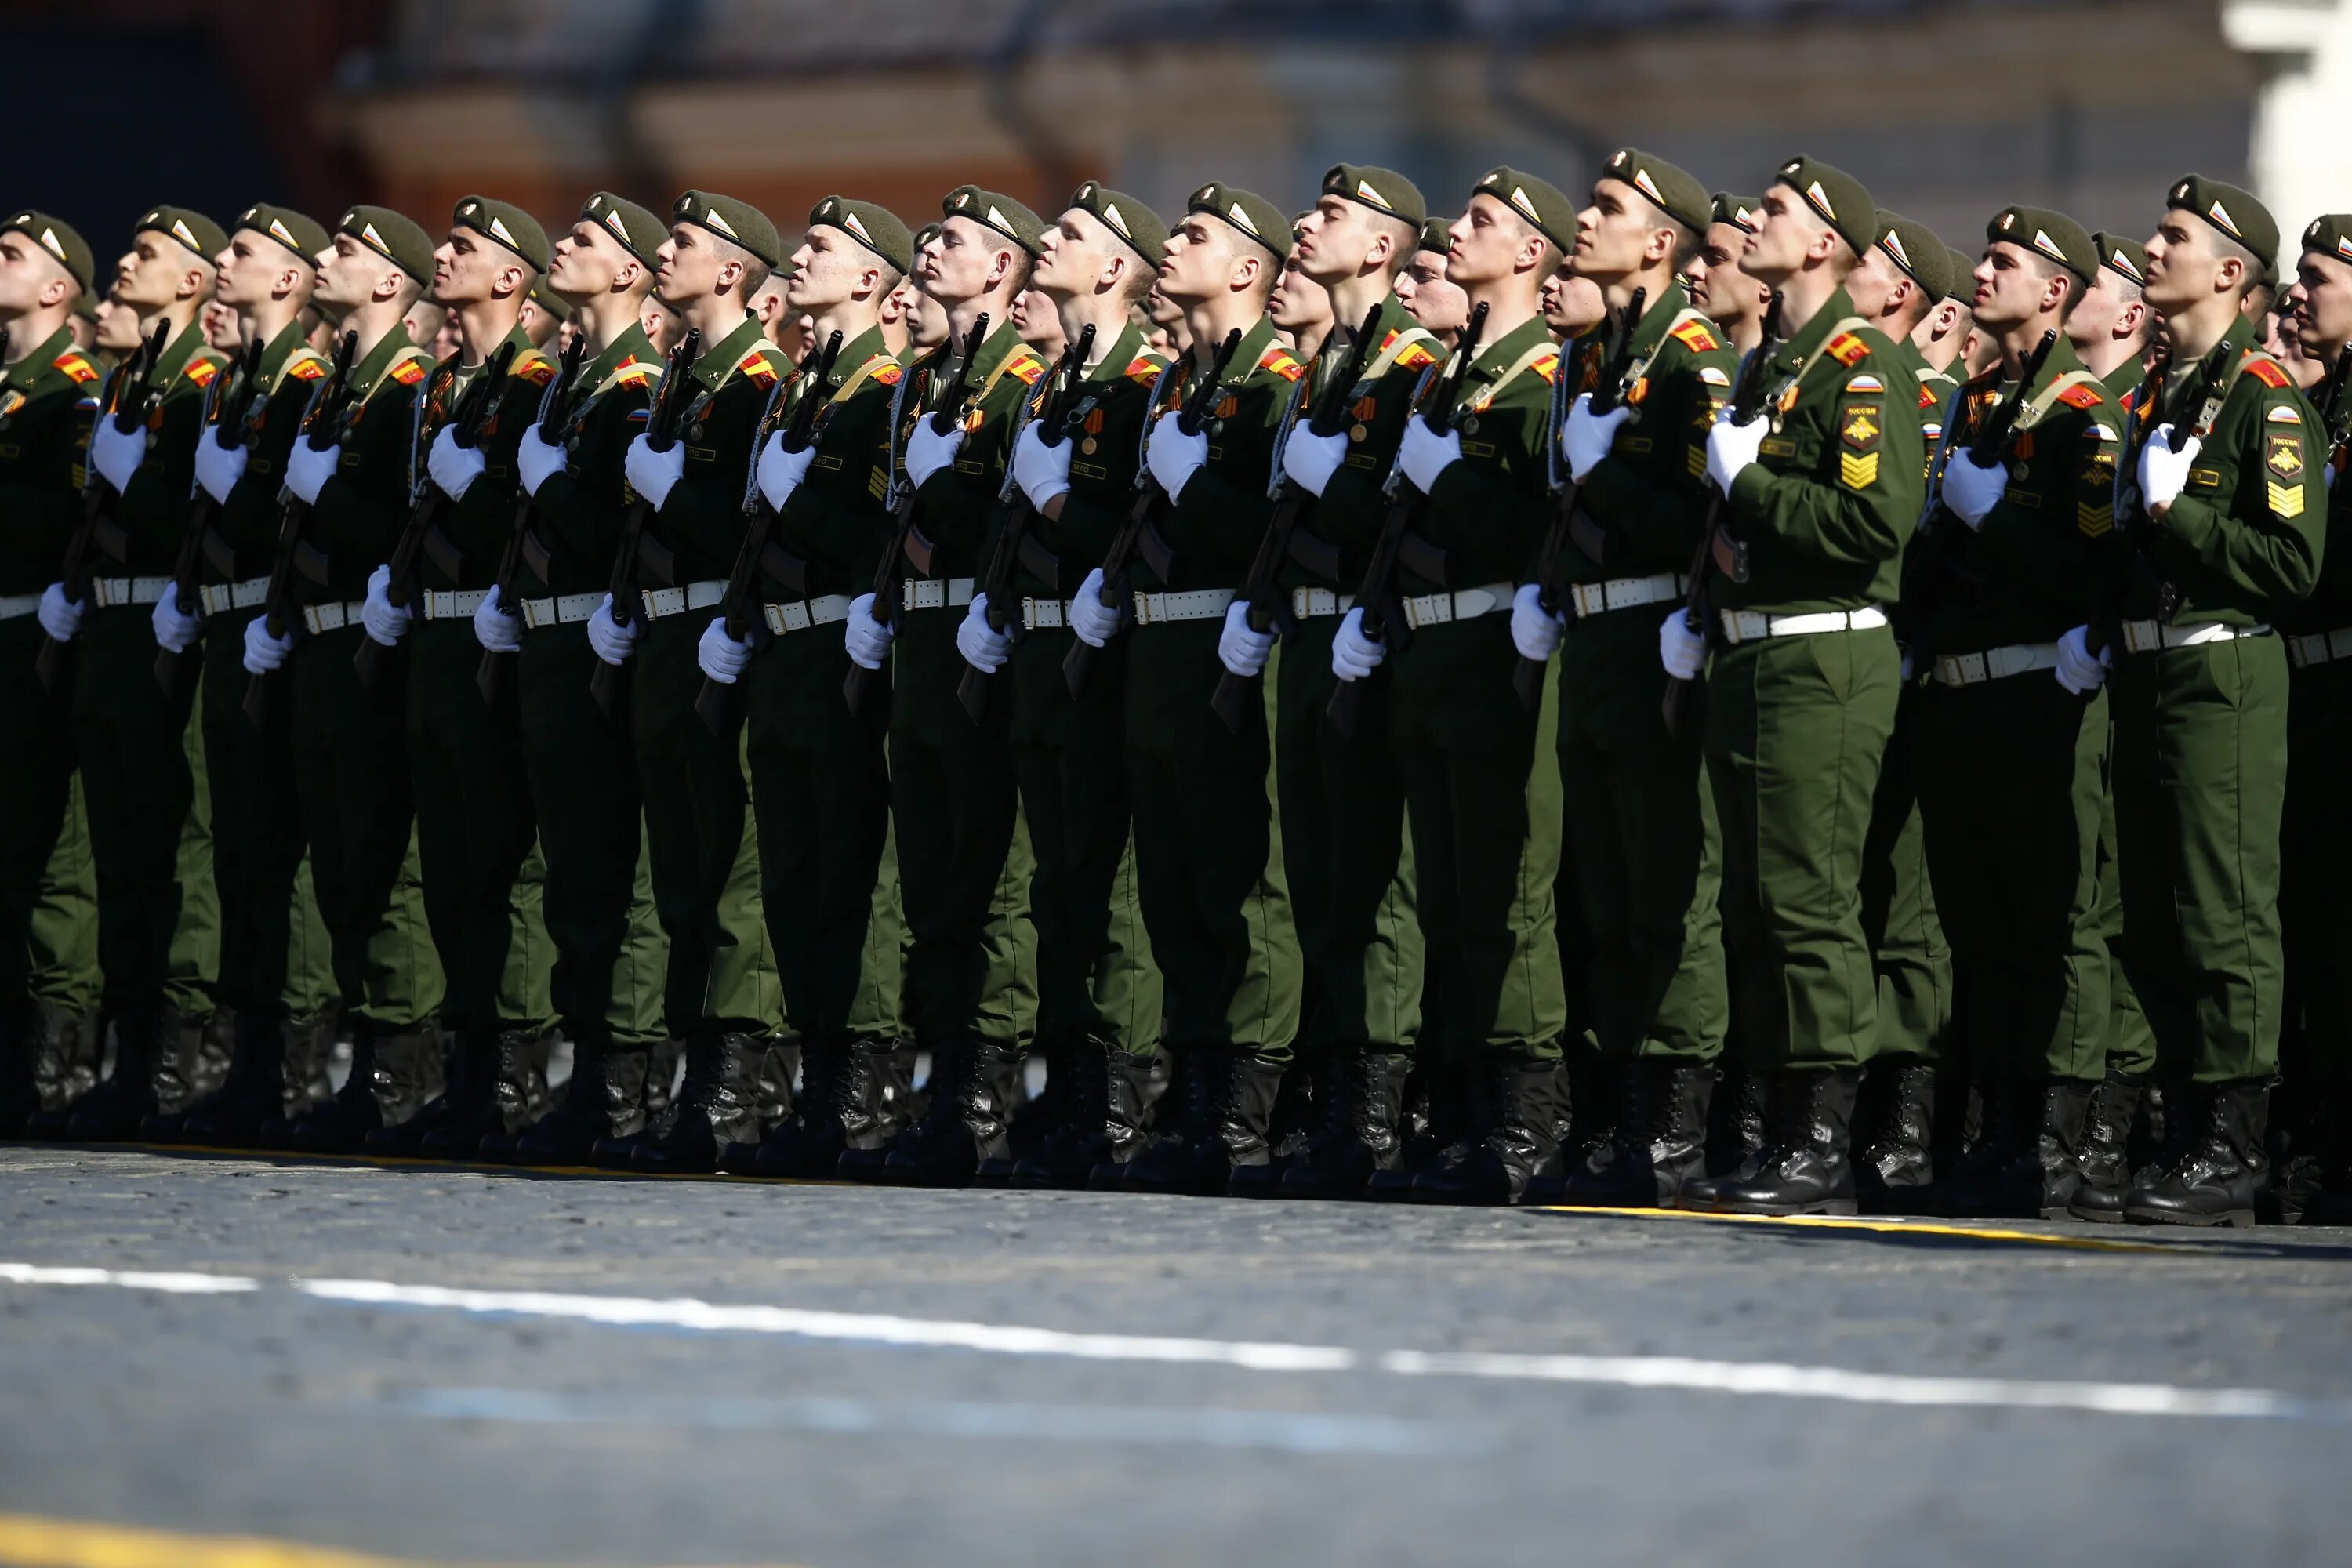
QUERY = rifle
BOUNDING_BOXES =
[241,329,360,729]
[1209,303,1385,733]
[957,321,1094,723]
[589,325,702,720]
[1512,285,1646,710]
[152,337,265,694]
[37,319,172,690]
[1661,293,1784,735]
[1061,325,1243,700]
[474,332,588,706]
[844,311,989,717]
[1325,301,1490,739]
[351,340,517,690]
[692,328,845,735]
[2084,338,2234,673]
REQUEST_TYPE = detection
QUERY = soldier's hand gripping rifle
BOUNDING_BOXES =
[589,325,701,720]
[957,321,1093,723]
[844,312,988,717]
[1324,301,1489,740]
[1512,285,1645,710]
[1209,303,1383,734]
[1060,325,1243,701]
[37,320,172,691]
[241,329,359,729]
[152,336,264,694]
[1661,292,1784,735]
[474,331,586,706]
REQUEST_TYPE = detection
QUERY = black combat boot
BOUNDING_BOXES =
[64,1003,176,1140]
[253,1011,343,1149]
[1000,1035,1069,1171]
[2125,1080,2269,1227]
[630,1033,771,1174]
[365,1027,471,1156]
[881,1036,1024,1187]
[1279,1048,1413,1200]
[1407,1051,1566,1207]
[1084,1047,1175,1190]
[1369,1055,1464,1202]
[289,1026,445,1154]
[1120,1046,1283,1196]
[136,1007,236,1140]
[1705,1069,1861,1215]
[20,1004,104,1138]
[1853,1061,1936,1214]
[1936,1076,2027,1218]
[742,1036,895,1178]
[2031,1080,2095,1219]
[1229,1052,1317,1198]
[422,1028,552,1160]
[2067,1069,2147,1222]
[1556,1058,1715,1209]
[509,1039,652,1166]
[1013,1036,1156,1189]
[178,1011,289,1145]
[1690,1061,1769,1205]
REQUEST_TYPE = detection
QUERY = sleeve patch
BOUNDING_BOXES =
[1845,372,1883,394]
[53,352,97,385]
[1826,332,1870,367]
[2267,404,2302,424]
[2268,433,2307,484]
[2245,356,2291,389]
[1840,405,1882,449]
[2057,383,2104,409]
[1668,319,1720,354]
[1699,365,1730,387]
[2078,502,2114,537]
[1839,451,1881,490]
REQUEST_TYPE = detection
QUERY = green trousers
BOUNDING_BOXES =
[1916,673,2110,1083]
[1011,626,1160,1056]
[1858,687,1954,1066]
[1558,606,1726,1063]
[1704,624,1899,1073]
[1126,619,1298,1061]
[849,819,908,1042]
[2110,635,2288,1083]
[1388,615,1564,1062]
[1276,614,1421,1057]
[29,774,100,1013]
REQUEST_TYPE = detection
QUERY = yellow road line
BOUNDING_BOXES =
[0,1510,800,1568]
[1524,1203,2180,1253]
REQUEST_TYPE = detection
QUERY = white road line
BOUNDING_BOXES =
[2,1261,2343,1425]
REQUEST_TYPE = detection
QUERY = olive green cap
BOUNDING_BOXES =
[911,222,942,256]
[1179,181,1289,261]
[942,186,1046,258]
[1472,166,1577,252]
[2,209,95,294]
[2299,215,2352,269]
[582,191,666,268]
[1873,210,1948,301]
[452,196,549,272]
[1417,217,1454,256]
[672,190,783,269]
[811,194,913,275]
[1941,246,1976,301]
[1066,181,1167,265]
[1771,154,1875,256]
[134,205,228,264]
[1710,192,1761,234]
[2165,174,2277,277]
[527,279,571,322]
[336,204,434,286]
[234,203,329,264]
[1321,164,1426,230]
[71,289,96,322]
[2092,232,2148,287]
[1987,205,2095,283]
[1601,148,1710,234]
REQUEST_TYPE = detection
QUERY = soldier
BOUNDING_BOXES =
[1682,194,1770,356]
[2070,234,2156,399]
[1269,218,1336,363]
[1014,282,1066,363]
[1396,219,1471,347]
[1913,248,1978,378]
[1668,157,1925,1215]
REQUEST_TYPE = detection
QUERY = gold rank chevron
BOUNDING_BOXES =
[2077,500,2114,538]
[2269,481,2306,519]
[1839,450,1879,490]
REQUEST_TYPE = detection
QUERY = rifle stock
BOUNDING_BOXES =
[589,326,701,720]
[241,329,360,729]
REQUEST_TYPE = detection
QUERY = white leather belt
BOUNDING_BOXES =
[423,589,489,620]
[1402,582,1512,630]
[522,592,602,629]
[301,601,368,634]
[2283,627,2352,669]
[900,577,975,612]
[0,593,42,620]
[1570,572,1686,619]
[1718,605,1889,644]
[764,594,853,634]
[641,581,725,619]
[1022,597,1079,630]
[199,577,270,616]
[1931,643,2060,688]
[1290,586,1354,620]
[2120,619,2269,654]
[90,575,172,608]
[1132,588,1234,626]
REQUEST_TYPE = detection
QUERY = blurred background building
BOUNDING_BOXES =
[11,0,2352,268]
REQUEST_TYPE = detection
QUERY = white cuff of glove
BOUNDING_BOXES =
[904,420,965,492]
[194,436,249,506]
[151,591,201,655]
[427,425,486,502]
[285,441,339,506]
[241,612,293,674]
[1280,426,1348,497]
[843,593,895,670]
[1563,395,1632,485]
[1509,582,1565,662]
[1067,568,1123,648]
[1217,598,1275,678]
[624,434,684,511]
[956,594,1013,674]
[757,431,818,512]
[1398,416,1461,495]
[473,584,522,655]
[517,424,567,496]
[1659,608,1706,681]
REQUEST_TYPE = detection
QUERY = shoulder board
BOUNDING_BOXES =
[1258,346,1305,383]
[873,361,904,387]
[513,352,557,387]
[609,357,655,387]
[1825,332,1871,367]
[53,351,98,385]
[2056,383,2104,409]
[1917,383,1940,409]
[1668,318,1721,354]
[285,354,326,382]
[1531,350,1562,385]
[389,358,428,387]
[1845,373,1884,394]
[1007,350,1047,386]
[1395,342,1439,372]
[185,357,220,388]
[738,349,780,388]
[2243,354,2291,390]
[1123,354,1164,386]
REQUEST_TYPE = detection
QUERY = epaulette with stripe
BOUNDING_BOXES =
[1668,319,1722,354]
[514,351,557,387]
[1532,350,1562,384]
[1124,354,1164,387]
[2057,383,2105,409]
[1007,348,1047,386]
[873,361,904,387]
[1917,383,1940,410]
[2243,354,2291,390]
[1396,340,1439,372]
[1258,346,1305,383]
[185,357,221,388]
[738,348,781,389]
[1824,332,1870,367]
[53,350,98,385]
[285,353,326,382]
[389,358,428,387]
[610,355,655,387]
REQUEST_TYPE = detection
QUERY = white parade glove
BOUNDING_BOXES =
[843,593,894,670]
[2137,426,2198,514]
[1940,450,2008,528]
[624,434,684,511]
[194,434,248,505]
[1563,394,1633,484]
[1510,581,1565,662]
[1218,598,1275,678]
[696,613,755,684]
[586,593,638,666]
[516,423,566,496]
[36,583,84,642]
[904,418,964,490]
[1068,567,1123,648]
[285,440,339,504]
[1280,425,1348,497]
[360,564,411,648]
[757,430,818,511]
[1399,415,1461,494]
[241,612,293,674]
[1012,423,1073,512]
[1659,608,1706,681]
[151,590,201,654]
[956,593,1013,674]
[89,417,146,494]
[2054,624,2111,695]
[473,583,522,654]
[1330,604,1386,681]
[1146,415,1209,501]
[1706,409,1768,498]
[427,424,486,502]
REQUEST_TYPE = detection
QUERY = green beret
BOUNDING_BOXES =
[452,195,549,272]
[1711,192,1761,234]
[673,190,782,270]
[71,289,96,322]
[911,222,942,256]
[2091,232,2147,287]
[1602,148,1710,235]
[1873,210,1948,301]
[2,209,95,294]
[1941,246,1976,302]
[1987,205,2095,283]
[1183,181,1291,262]
[527,279,571,322]
[811,194,913,276]
[1065,181,1167,265]
[1417,216,1454,256]
[943,186,1046,258]
[1321,164,1426,230]
[1772,154,1875,256]
[234,203,328,264]
[336,204,434,286]
[135,205,228,263]
[581,191,666,267]
[2300,215,2352,270]
[2165,174,2278,278]
[1472,166,1577,252]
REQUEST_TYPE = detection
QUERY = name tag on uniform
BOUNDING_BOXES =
[687,446,717,463]
[1462,440,1497,459]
